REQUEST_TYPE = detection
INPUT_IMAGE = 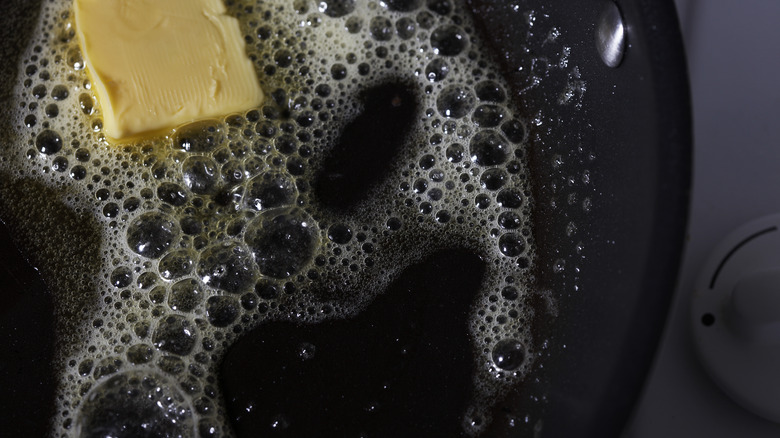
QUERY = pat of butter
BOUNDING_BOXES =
[73,0,264,140]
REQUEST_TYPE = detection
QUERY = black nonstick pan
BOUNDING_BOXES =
[0,0,690,436]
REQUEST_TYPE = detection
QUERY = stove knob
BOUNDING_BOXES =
[692,214,780,423]
[728,269,780,343]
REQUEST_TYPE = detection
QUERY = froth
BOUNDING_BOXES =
[0,0,581,435]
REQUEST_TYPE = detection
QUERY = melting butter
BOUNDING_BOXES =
[73,0,264,140]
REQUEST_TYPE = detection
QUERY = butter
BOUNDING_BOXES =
[73,0,264,140]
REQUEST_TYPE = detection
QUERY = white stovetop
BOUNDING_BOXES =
[624,0,780,436]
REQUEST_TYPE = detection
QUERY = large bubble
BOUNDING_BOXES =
[244,207,319,278]
[126,212,180,259]
[196,241,256,293]
[76,371,194,437]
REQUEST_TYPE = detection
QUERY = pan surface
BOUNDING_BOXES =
[0,0,689,436]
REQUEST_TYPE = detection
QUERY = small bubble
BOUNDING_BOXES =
[430,24,467,56]
[328,223,353,244]
[153,315,197,356]
[396,17,416,39]
[470,130,509,166]
[330,63,347,80]
[51,84,69,100]
[126,212,180,259]
[318,0,355,17]
[499,233,525,257]
[44,103,59,118]
[206,295,239,327]
[52,156,68,172]
[35,129,62,155]
[497,211,521,229]
[446,143,465,162]
[437,85,474,118]
[345,16,362,33]
[110,266,133,288]
[370,16,393,41]
[425,58,449,83]
[480,168,507,190]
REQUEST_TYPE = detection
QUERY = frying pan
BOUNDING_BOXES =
[0,0,690,436]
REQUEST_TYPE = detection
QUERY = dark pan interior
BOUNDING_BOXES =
[0,0,690,436]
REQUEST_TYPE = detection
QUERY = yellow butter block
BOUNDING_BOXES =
[74,0,264,140]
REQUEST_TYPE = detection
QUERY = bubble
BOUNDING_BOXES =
[205,295,239,327]
[182,156,218,195]
[159,249,196,281]
[430,24,467,56]
[173,120,225,153]
[76,371,194,438]
[386,217,402,230]
[492,339,525,371]
[35,129,62,155]
[470,130,509,166]
[501,119,526,143]
[396,17,416,39]
[331,63,347,80]
[472,104,504,127]
[496,189,523,208]
[157,182,188,206]
[153,315,197,356]
[196,241,256,293]
[168,279,203,312]
[158,356,185,375]
[370,16,393,41]
[437,85,474,118]
[381,0,422,11]
[501,286,519,301]
[244,208,318,279]
[126,344,153,364]
[446,143,464,162]
[126,212,180,259]
[475,80,506,102]
[318,0,355,17]
[497,211,521,229]
[273,49,293,68]
[498,233,525,257]
[297,342,316,360]
[479,168,507,190]
[475,194,490,209]
[425,58,449,82]
[110,266,133,288]
[345,16,362,33]
[51,84,69,100]
[93,357,122,379]
[246,172,297,210]
[327,223,353,244]
[32,84,46,99]
[427,0,452,15]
